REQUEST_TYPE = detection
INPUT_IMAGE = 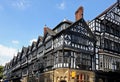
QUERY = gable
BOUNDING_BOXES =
[69,18,96,40]
[43,28,56,43]
[53,19,73,33]
[31,42,37,51]
[36,36,43,47]
[59,18,96,52]
[43,33,52,43]
[54,22,72,33]
[97,1,120,26]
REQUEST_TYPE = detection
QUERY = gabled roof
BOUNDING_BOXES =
[13,56,17,64]
[53,19,73,31]
[31,41,37,51]
[43,27,56,43]
[16,52,21,61]
[96,1,118,19]
[27,46,31,53]
[54,18,96,41]
[38,36,43,41]
[46,27,56,36]
[73,18,96,40]
[80,18,96,40]
[28,46,31,50]
[21,46,27,54]
[33,41,37,46]
[36,36,43,47]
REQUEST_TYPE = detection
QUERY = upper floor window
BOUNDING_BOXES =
[21,57,26,64]
[38,46,44,53]
[57,27,62,33]
[46,40,52,49]
[55,23,70,33]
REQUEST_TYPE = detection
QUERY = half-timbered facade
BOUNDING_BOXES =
[3,5,96,82]
[12,52,22,82]
[89,0,120,72]
[21,47,28,82]
[4,1,120,82]
[88,0,120,82]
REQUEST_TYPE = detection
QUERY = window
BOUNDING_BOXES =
[116,29,119,36]
[57,26,62,33]
[100,62,103,68]
[105,26,110,33]
[32,51,37,57]
[104,39,109,49]
[59,56,62,63]
[46,40,52,49]
[64,51,70,57]
[110,27,114,34]
[76,74,90,82]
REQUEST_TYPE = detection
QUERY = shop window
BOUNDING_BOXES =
[76,74,90,82]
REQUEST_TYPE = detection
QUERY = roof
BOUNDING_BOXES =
[32,41,37,47]
[36,36,43,46]
[38,36,43,41]
[96,2,117,19]
[46,27,56,36]
[21,46,28,53]
[54,18,96,41]
[80,18,96,40]
[31,41,37,50]
[27,46,31,52]
[53,19,73,31]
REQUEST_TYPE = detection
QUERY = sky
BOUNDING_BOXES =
[0,0,116,66]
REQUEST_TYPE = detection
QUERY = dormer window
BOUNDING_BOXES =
[45,40,52,49]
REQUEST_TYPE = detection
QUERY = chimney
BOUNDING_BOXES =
[44,25,47,36]
[75,6,84,21]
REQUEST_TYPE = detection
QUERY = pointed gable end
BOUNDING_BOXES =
[96,1,120,26]
[43,27,56,43]
[69,18,96,41]
[36,36,43,47]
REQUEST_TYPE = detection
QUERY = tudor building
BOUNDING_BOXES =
[3,0,120,82]
[89,0,120,72]
[89,0,120,82]
[3,6,96,82]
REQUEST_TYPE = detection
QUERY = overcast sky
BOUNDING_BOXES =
[0,0,116,66]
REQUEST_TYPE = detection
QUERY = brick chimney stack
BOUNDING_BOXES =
[75,6,84,21]
[44,25,47,36]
